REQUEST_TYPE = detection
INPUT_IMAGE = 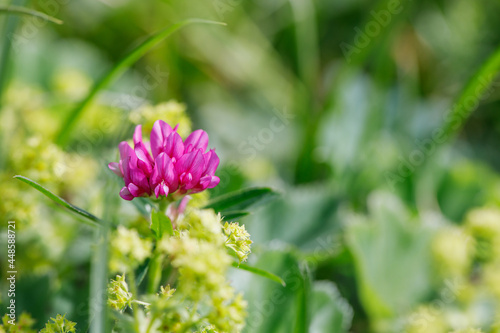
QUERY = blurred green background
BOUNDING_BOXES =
[1,0,500,332]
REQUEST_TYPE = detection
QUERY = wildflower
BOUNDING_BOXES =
[223,222,252,263]
[129,101,192,138]
[40,314,76,333]
[108,275,133,311]
[1,313,36,333]
[405,306,447,333]
[465,207,500,262]
[109,226,152,273]
[431,227,474,277]
[109,120,220,201]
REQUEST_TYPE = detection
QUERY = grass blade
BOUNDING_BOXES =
[204,187,278,213]
[14,175,101,226]
[0,5,63,24]
[55,18,226,146]
[231,262,286,287]
[442,45,500,138]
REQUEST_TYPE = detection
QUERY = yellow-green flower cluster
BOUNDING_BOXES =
[154,208,248,332]
[431,227,474,278]
[129,101,192,138]
[0,313,36,333]
[465,207,500,262]
[108,275,132,311]
[10,136,97,192]
[405,306,448,333]
[223,222,252,263]
[161,233,231,299]
[109,226,152,273]
[40,314,76,333]
[52,69,92,100]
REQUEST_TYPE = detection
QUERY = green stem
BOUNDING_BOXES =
[127,272,141,333]
[146,252,164,294]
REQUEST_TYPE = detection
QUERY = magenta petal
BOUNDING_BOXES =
[165,132,185,160]
[184,129,208,153]
[203,149,220,176]
[118,141,133,160]
[150,120,173,158]
[135,142,153,175]
[207,175,220,188]
[154,184,161,198]
[120,186,134,200]
[127,183,141,197]
[108,162,123,177]
[133,125,143,146]
[153,153,178,191]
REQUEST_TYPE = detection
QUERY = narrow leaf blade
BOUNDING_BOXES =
[205,187,278,213]
[56,18,226,145]
[232,262,286,287]
[221,210,250,222]
[14,175,101,226]
[0,5,63,24]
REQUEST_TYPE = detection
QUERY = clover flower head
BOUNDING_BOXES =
[40,314,76,333]
[109,120,220,201]
[223,222,252,263]
[108,275,132,311]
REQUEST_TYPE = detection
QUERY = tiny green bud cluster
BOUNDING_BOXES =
[223,222,252,263]
[40,314,76,333]
[109,226,152,273]
[108,275,133,311]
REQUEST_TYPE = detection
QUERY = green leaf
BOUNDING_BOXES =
[204,187,278,213]
[221,210,249,222]
[14,175,101,227]
[55,18,226,146]
[442,45,500,138]
[0,5,63,24]
[309,282,353,332]
[346,192,432,320]
[151,209,173,239]
[231,262,286,287]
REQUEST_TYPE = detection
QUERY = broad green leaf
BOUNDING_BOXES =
[231,262,286,287]
[221,210,249,222]
[204,187,278,213]
[151,209,173,239]
[55,18,225,145]
[0,5,63,24]
[308,282,353,333]
[346,192,432,320]
[14,175,101,226]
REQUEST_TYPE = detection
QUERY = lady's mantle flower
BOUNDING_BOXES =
[109,120,220,201]
[40,314,76,333]
[223,222,252,263]
[108,275,132,311]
